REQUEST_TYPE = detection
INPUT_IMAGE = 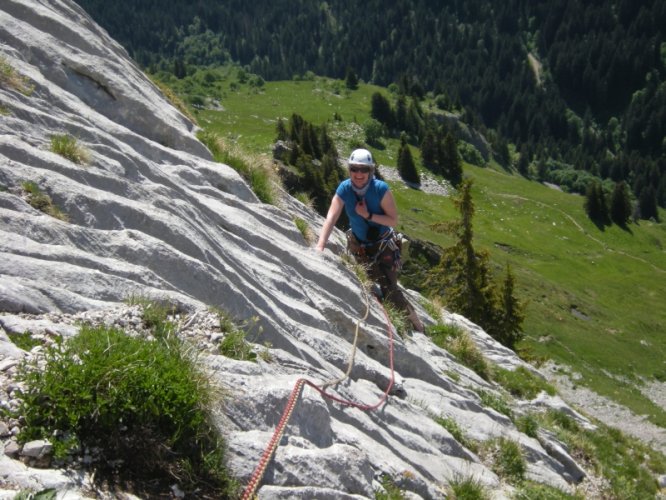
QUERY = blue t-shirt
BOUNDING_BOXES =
[335,178,390,242]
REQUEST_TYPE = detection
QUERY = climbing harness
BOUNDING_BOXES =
[240,289,395,500]
[348,227,403,271]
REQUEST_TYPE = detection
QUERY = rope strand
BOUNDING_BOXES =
[241,295,394,500]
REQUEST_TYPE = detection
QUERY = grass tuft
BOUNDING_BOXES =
[217,310,258,362]
[21,181,68,221]
[197,129,279,204]
[49,134,91,165]
[294,217,315,244]
[446,473,489,499]
[481,436,526,484]
[0,56,33,95]
[429,323,491,380]
[493,365,556,400]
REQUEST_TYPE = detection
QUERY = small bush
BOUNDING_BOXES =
[493,366,556,400]
[49,134,90,165]
[17,323,236,497]
[7,330,41,352]
[21,181,68,221]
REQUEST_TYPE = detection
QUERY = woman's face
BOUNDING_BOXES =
[349,165,372,188]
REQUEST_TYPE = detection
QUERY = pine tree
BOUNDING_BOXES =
[420,129,438,171]
[427,179,495,329]
[275,118,288,141]
[371,92,394,129]
[345,67,358,90]
[584,181,608,225]
[443,133,462,186]
[609,181,632,226]
[426,179,523,348]
[493,265,525,349]
[638,186,659,221]
[397,133,420,184]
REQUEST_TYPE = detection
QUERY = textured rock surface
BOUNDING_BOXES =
[1,1,593,498]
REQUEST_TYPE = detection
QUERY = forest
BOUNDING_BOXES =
[76,0,666,218]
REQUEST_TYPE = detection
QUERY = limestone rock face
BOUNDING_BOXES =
[0,1,590,498]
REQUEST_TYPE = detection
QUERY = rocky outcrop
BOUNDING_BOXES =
[1,1,591,498]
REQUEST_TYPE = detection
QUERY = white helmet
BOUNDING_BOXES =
[348,148,374,167]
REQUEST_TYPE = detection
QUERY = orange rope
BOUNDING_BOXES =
[241,297,394,500]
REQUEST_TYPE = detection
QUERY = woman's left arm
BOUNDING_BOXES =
[373,190,398,227]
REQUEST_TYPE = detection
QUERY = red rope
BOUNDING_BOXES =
[241,298,394,499]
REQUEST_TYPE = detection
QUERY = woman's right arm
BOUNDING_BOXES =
[316,194,345,252]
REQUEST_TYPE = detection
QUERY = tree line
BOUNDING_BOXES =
[76,0,665,219]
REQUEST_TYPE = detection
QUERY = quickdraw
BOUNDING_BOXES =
[240,291,395,500]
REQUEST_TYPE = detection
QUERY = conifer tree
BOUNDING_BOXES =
[420,129,438,171]
[345,67,358,90]
[275,118,288,141]
[426,179,523,348]
[426,179,495,329]
[609,181,632,226]
[584,181,609,225]
[397,133,420,184]
[371,92,394,130]
[638,186,659,221]
[442,133,462,186]
[493,265,525,349]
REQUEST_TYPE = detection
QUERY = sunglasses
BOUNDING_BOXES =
[349,166,372,174]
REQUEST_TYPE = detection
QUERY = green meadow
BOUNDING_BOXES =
[163,67,666,426]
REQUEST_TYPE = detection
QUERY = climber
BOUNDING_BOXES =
[316,148,424,332]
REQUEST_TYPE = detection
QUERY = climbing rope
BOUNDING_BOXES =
[240,291,394,500]
[320,283,370,389]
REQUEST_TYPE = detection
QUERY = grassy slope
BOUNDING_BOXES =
[180,72,666,426]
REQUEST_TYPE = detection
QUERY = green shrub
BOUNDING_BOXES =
[49,134,90,165]
[17,324,236,497]
[13,489,57,500]
[21,181,68,221]
[7,330,41,352]
[493,366,556,400]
